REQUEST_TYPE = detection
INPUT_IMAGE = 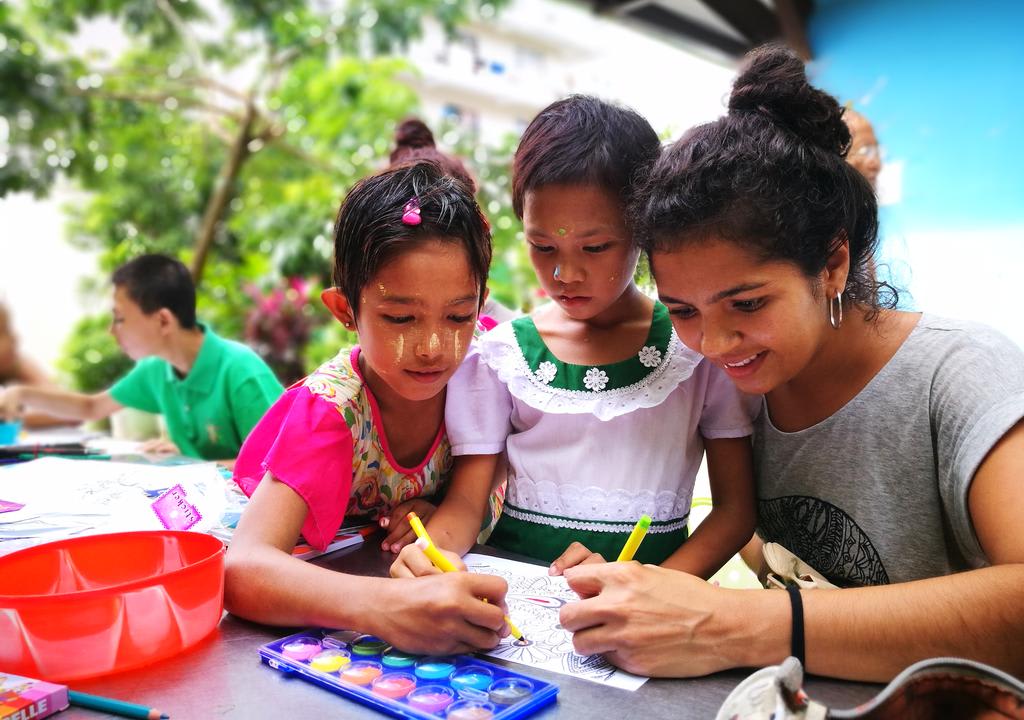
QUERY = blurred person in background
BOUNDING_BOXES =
[0,300,70,429]
[0,255,283,463]
[844,106,913,308]
[389,117,517,324]
[844,108,881,190]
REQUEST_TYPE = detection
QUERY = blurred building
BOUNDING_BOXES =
[1,0,739,369]
[404,0,735,144]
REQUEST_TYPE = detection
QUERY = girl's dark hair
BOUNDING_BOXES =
[111,254,197,329]
[512,95,660,219]
[632,43,897,314]
[333,160,492,313]
[389,118,477,193]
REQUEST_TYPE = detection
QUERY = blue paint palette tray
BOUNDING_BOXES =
[259,628,558,720]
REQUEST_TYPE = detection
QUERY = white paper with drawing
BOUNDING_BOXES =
[463,553,648,690]
[0,458,227,554]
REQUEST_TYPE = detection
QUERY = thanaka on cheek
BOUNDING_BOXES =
[455,329,465,360]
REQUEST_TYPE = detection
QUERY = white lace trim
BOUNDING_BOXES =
[480,321,703,420]
[504,475,694,523]
[501,505,689,534]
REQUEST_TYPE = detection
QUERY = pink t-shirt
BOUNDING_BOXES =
[233,347,451,551]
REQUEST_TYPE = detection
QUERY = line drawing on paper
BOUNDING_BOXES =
[464,554,647,690]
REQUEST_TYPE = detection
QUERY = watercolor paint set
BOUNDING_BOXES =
[259,629,558,720]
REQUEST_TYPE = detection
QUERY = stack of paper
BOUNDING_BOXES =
[0,457,228,556]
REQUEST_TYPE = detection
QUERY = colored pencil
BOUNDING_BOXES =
[407,512,526,642]
[68,690,168,719]
[616,514,652,562]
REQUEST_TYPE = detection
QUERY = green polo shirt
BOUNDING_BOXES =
[109,325,284,460]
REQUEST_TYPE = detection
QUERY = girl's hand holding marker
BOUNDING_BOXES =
[548,515,652,576]
[401,512,527,642]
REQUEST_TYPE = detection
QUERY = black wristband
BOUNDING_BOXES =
[786,584,805,667]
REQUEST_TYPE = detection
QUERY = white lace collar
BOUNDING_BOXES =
[478,318,702,420]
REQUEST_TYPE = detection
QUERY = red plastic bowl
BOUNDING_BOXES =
[0,530,224,682]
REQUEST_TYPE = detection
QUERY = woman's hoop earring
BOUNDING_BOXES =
[553,265,561,281]
[828,290,844,329]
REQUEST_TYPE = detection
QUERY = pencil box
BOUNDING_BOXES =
[0,672,69,720]
[259,628,558,720]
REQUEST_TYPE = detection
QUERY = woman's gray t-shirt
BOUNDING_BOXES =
[754,314,1024,586]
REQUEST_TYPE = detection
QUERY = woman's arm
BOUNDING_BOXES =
[224,472,509,654]
[660,436,756,579]
[560,420,1024,681]
[0,384,122,422]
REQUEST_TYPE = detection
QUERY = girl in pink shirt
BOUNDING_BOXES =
[225,161,509,655]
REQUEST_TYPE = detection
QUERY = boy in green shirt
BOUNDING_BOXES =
[0,254,283,465]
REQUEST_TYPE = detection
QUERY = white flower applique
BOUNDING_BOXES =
[535,361,557,385]
[583,367,609,392]
[638,345,662,368]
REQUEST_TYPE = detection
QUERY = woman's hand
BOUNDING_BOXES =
[380,498,437,552]
[548,541,606,575]
[390,540,466,578]
[559,562,758,677]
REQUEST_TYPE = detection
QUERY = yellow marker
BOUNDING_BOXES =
[407,512,526,642]
[418,537,459,573]
[616,514,652,562]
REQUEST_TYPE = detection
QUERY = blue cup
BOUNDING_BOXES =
[0,419,22,445]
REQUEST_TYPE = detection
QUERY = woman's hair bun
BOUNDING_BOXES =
[393,118,436,153]
[728,43,850,156]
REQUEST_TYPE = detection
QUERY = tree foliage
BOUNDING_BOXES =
[2,0,534,386]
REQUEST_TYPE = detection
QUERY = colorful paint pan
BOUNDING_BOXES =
[339,660,383,686]
[414,657,456,681]
[450,665,495,694]
[407,684,455,713]
[260,629,559,719]
[381,649,417,669]
[309,649,351,673]
[351,636,390,656]
[281,636,322,661]
[488,677,534,705]
[371,672,416,699]
[446,700,497,720]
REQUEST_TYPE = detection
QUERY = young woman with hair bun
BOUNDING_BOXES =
[557,44,1024,682]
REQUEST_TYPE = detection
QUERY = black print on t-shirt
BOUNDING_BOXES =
[757,495,889,587]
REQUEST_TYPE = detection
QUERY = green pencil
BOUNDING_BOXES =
[68,690,168,719]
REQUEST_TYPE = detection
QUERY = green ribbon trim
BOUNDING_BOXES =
[488,509,689,565]
[510,302,672,392]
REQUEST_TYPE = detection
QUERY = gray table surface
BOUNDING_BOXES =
[68,535,883,719]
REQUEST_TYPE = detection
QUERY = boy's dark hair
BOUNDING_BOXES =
[631,43,897,315]
[511,94,660,219]
[333,160,492,312]
[111,254,197,329]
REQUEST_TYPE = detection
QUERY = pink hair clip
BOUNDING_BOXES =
[402,197,421,226]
